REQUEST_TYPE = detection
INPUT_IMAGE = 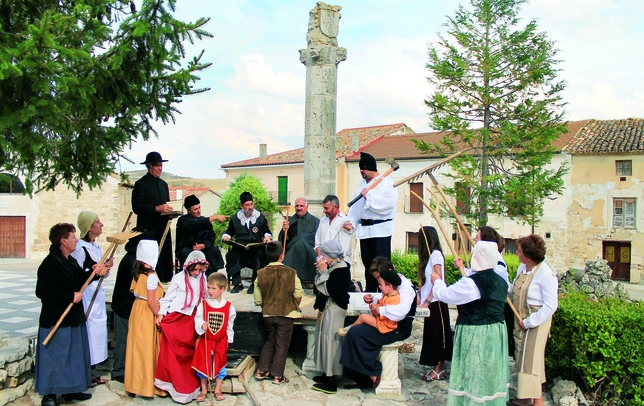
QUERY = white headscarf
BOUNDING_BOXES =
[136,240,159,270]
[471,241,498,272]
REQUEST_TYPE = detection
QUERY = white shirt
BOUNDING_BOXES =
[194,297,236,343]
[314,211,353,265]
[71,240,111,278]
[159,271,206,316]
[510,262,559,329]
[419,250,445,303]
[432,276,481,306]
[379,274,415,322]
[132,273,160,299]
[464,252,510,288]
[347,176,397,239]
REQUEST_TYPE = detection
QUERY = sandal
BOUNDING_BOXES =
[90,375,107,387]
[215,391,225,401]
[420,369,446,381]
[272,376,290,385]
[195,392,206,402]
[254,369,271,380]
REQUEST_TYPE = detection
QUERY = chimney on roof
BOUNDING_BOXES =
[352,132,359,152]
[176,190,183,201]
[259,143,267,160]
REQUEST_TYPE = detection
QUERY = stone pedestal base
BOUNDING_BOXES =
[302,325,319,373]
[375,341,403,395]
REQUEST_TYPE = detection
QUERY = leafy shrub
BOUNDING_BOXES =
[390,250,518,288]
[547,289,644,404]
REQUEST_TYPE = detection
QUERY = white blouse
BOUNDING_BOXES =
[510,262,559,329]
[419,250,445,303]
[159,271,206,316]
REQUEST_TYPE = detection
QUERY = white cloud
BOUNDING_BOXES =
[568,82,644,120]
[225,54,305,101]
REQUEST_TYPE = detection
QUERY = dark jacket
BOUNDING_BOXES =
[36,245,87,328]
[278,212,319,281]
[132,172,173,282]
[111,250,136,320]
[314,262,351,311]
[224,210,271,244]
[176,214,216,253]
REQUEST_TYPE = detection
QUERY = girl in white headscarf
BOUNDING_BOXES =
[124,240,166,398]
[154,251,209,403]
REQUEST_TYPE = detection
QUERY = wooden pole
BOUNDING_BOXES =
[410,190,466,277]
[282,208,290,256]
[428,173,475,246]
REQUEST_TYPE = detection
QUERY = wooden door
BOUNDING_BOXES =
[603,241,630,281]
[0,216,26,258]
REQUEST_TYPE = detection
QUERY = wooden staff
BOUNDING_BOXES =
[428,173,475,246]
[281,208,290,256]
[85,212,134,318]
[159,219,172,255]
[413,188,522,321]
[43,229,139,345]
[411,190,465,277]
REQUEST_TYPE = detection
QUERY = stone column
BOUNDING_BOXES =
[299,2,347,217]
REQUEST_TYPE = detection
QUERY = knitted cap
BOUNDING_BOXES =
[240,191,253,204]
[320,240,344,259]
[359,152,377,172]
[184,194,200,209]
[136,240,159,270]
[77,211,98,239]
[471,241,498,272]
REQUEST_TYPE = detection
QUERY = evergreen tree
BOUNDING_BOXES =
[0,0,212,195]
[414,0,567,227]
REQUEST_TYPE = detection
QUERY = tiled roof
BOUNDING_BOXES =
[346,120,596,161]
[220,123,413,168]
[563,118,644,155]
[168,186,215,201]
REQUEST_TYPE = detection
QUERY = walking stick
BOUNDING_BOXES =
[281,208,290,256]
[85,212,134,319]
[43,229,140,345]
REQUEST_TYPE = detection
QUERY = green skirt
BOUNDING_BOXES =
[447,323,509,406]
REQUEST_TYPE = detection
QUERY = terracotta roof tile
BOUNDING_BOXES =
[221,123,412,168]
[564,118,644,154]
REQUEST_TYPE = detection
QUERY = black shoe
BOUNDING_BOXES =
[62,392,92,401]
[41,394,57,406]
[312,381,337,394]
[230,284,244,294]
[312,375,327,383]
[111,375,124,383]
[246,284,254,294]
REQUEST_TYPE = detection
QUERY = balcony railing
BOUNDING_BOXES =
[269,191,291,206]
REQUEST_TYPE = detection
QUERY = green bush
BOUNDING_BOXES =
[547,289,644,404]
[390,250,518,288]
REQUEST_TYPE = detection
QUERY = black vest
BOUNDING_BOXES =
[456,269,507,326]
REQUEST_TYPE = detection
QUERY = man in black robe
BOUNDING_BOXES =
[131,151,175,282]
[222,192,272,294]
[278,197,320,281]
[175,194,227,274]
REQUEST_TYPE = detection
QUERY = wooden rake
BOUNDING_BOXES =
[43,228,141,345]
[410,187,522,321]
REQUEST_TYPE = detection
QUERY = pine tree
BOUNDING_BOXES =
[0,0,212,195]
[414,0,567,227]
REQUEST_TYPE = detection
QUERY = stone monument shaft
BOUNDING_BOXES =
[299,2,346,214]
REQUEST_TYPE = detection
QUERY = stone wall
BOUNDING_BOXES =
[0,335,33,406]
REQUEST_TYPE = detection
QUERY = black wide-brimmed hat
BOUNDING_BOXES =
[140,151,168,165]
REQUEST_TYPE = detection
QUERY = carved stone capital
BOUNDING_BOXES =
[300,46,347,66]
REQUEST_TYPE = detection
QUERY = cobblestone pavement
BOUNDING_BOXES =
[4,258,641,405]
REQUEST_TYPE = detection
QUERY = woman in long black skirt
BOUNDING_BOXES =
[417,226,453,381]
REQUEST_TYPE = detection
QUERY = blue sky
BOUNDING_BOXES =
[118,0,644,178]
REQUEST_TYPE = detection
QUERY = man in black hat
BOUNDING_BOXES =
[132,151,175,282]
[175,194,227,273]
[222,191,272,294]
[344,152,398,292]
